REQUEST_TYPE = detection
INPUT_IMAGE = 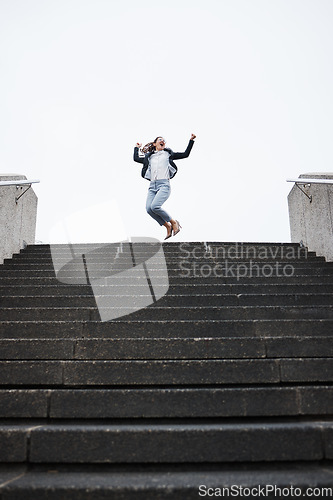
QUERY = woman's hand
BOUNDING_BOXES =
[135,142,142,148]
[190,134,196,141]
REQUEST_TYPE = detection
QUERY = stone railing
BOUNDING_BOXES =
[0,174,38,264]
[287,173,333,261]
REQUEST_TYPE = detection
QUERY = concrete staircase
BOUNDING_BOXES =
[0,241,333,499]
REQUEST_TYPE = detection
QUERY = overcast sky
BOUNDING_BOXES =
[1,0,333,244]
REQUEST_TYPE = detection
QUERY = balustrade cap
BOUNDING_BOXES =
[287,173,333,184]
[0,179,40,186]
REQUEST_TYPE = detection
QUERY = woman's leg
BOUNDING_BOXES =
[150,183,172,223]
[146,185,166,226]
[146,181,175,238]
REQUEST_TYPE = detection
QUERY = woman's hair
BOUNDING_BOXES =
[141,137,162,154]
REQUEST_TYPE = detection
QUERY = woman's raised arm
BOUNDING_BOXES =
[171,134,196,160]
[133,142,145,164]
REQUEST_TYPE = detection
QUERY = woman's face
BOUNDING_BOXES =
[154,137,166,151]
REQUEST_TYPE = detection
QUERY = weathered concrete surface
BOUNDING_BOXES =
[0,174,38,263]
[288,172,333,260]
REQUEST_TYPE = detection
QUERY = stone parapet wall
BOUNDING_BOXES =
[0,174,38,263]
[288,172,333,261]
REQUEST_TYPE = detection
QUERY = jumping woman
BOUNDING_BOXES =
[134,133,196,240]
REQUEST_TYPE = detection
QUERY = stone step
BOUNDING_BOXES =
[18,260,324,271]
[1,275,333,286]
[13,258,324,270]
[1,319,333,339]
[0,358,332,386]
[20,252,317,264]
[17,244,314,252]
[0,296,98,308]
[1,266,333,278]
[120,305,333,321]
[13,262,324,277]
[4,250,323,262]
[0,419,331,464]
[0,336,332,360]
[2,262,331,274]
[1,463,333,500]
[20,256,318,270]
[7,251,321,262]
[0,337,265,360]
[0,305,332,322]
[0,283,93,293]
[1,283,333,296]
[40,386,333,419]
[8,243,318,255]
[14,243,325,261]
[21,248,314,261]
[14,250,324,266]
[1,386,333,419]
[22,242,308,250]
[1,293,333,308]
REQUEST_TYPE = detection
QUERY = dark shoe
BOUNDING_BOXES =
[164,225,173,240]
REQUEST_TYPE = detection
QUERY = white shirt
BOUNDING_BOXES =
[149,150,171,180]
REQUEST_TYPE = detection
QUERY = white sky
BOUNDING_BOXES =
[1,0,333,243]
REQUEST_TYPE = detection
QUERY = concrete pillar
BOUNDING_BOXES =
[0,174,38,264]
[288,173,333,261]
